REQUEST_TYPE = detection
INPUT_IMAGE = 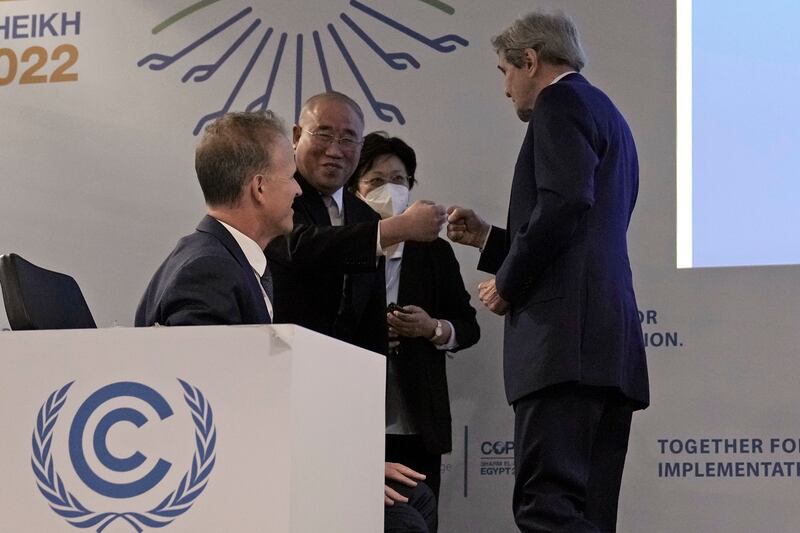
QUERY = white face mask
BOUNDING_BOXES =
[359,183,410,219]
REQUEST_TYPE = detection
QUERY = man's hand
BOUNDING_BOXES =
[387,305,438,339]
[384,462,426,506]
[401,201,447,242]
[447,206,490,249]
[380,201,446,248]
[478,278,509,315]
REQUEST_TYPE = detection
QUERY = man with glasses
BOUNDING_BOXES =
[266,91,446,355]
[265,92,444,533]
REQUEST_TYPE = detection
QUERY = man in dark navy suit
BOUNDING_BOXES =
[447,11,649,532]
[135,108,436,532]
[135,111,300,327]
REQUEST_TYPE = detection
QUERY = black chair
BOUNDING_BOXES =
[0,253,96,330]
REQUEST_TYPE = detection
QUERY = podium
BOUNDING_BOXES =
[0,325,386,532]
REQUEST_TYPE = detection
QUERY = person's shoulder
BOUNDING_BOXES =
[164,232,240,279]
[535,76,606,125]
[434,238,460,266]
[543,75,614,110]
[407,237,456,259]
[539,77,587,107]
[430,236,455,253]
[163,253,243,299]
[345,190,381,221]
[188,253,242,276]
[172,229,229,259]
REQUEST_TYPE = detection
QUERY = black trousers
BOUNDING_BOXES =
[386,434,443,501]
[512,384,634,533]
[384,480,438,533]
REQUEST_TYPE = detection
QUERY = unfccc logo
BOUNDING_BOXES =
[31,380,216,531]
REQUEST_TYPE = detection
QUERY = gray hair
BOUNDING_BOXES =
[195,110,287,207]
[491,11,586,71]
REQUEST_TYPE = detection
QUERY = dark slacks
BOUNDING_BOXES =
[384,480,438,533]
[512,383,633,533]
[386,434,443,500]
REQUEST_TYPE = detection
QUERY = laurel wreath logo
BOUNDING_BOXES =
[31,379,217,532]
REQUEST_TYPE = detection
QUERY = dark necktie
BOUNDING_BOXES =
[260,265,273,323]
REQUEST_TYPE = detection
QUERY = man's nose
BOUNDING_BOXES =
[324,141,344,157]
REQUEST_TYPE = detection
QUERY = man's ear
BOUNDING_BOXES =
[251,173,267,203]
[292,125,302,149]
[523,48,538,77]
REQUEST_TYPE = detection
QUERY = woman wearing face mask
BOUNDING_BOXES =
[349,132,480,503]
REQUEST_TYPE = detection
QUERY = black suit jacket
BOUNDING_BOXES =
[135,215,270,327]
[393,239,480,454]
[265,174,388,354]
[479,73,649,408]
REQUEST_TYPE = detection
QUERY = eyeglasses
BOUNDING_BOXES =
[303,129,363,149]
[359,175,410,188]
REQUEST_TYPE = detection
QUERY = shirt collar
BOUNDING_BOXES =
[550,71,578,86]
[216,219,267,277]
[326,187,344,214]
[390,241,404,260]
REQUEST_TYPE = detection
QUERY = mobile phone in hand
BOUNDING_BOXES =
[387,303,408,314]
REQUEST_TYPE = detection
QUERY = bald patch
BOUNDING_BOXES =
[299,92,364,126]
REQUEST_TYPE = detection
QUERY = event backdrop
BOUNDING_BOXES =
[2,1,799,531]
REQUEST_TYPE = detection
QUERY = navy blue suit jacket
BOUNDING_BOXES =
[479,73,649,408]
[135,215,270,327]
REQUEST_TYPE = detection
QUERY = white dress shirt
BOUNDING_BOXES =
[550,70,577,85]
[322,188,345,226]
[217,219,273,317]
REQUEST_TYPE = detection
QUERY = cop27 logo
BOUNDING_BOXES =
[136,0,468,134]
[31,380,216,531]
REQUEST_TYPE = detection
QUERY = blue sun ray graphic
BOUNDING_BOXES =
[138,1,469,134]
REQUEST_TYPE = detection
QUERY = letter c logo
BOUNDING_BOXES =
[68,382,173,499]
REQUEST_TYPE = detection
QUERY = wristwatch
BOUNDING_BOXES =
[428,320,443,342]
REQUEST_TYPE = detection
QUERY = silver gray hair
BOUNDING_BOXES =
[491,11,586,71]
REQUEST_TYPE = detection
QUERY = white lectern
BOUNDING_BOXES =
[0,325,386,532]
